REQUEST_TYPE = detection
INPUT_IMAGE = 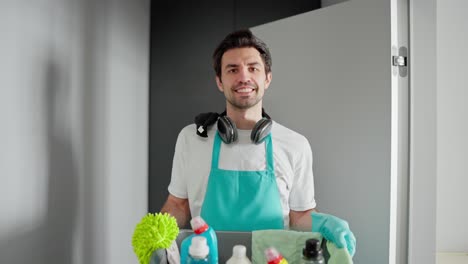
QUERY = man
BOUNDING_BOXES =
[161,29,355,256]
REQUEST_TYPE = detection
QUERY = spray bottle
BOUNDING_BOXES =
[180,216,219,264]
[301,239,325,264]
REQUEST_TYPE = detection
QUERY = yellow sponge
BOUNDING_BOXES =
[132,212,179,264]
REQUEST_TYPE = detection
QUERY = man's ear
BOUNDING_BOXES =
[265,72,272,90]
[216,76,224,92]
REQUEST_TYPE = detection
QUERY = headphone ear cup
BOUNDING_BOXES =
[251,118,272,144]
[217,116,238,144]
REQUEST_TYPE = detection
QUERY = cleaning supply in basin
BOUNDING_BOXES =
[302,239,325,264]
[226,245,252,264]
[180,216,219,264]
[264,247,288,264]
[252,229,353,264]
[132,212,179,264]
[187,236,210,264]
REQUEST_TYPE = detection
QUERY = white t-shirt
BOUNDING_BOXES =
[168,121,316,228]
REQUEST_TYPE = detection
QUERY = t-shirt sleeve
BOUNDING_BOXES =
[289,136,317,211]
[167,129,188,199]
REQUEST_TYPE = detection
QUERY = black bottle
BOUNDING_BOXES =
[302,238,325,264]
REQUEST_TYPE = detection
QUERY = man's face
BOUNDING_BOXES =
[216,47,272,110]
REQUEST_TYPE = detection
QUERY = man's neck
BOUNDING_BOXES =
[226,104,263,130]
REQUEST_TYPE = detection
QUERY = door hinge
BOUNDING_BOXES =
[392,56,407,67]
[392,47,408,77]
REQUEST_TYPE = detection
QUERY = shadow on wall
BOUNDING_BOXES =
[0,1,106,263]
[43,59,79,262]
[0,58,78,262]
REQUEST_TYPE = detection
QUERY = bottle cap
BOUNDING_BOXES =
[303,238,323,259]
[189,236,209,259]
[265,247,283,264]
[190,216,209,234]
[232,245,247,258]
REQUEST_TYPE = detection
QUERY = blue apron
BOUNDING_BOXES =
[200,132,284,231]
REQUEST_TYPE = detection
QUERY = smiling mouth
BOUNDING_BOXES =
[235,88,255,93]
[234,85,256,94]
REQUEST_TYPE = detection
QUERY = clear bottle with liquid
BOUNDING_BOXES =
[187,236,210,264]
[226,245,251,264]
[301,239,325,264]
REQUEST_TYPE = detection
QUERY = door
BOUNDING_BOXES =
[251,0,408,263]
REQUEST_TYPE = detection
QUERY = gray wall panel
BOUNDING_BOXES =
[252,1,392,262]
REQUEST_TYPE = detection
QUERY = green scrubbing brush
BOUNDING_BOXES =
[132,212,179,264]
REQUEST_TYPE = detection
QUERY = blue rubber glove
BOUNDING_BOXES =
[311,211,356,257]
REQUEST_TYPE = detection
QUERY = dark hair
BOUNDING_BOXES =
[213,29,272,78]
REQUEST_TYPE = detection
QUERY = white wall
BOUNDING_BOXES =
[0,0,149,263]
[436,0,468,253]
[408,0,437,263]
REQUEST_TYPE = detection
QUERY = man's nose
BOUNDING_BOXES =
[237,67,251,83]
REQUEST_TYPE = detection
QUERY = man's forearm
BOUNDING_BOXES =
[160,195,190,228]
[289,208,316,231]
[161,205,189,228]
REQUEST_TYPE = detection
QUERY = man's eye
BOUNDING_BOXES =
[227,69,237,73]
[249,67,259,72]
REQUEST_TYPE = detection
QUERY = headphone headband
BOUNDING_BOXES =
[195,109,272,144]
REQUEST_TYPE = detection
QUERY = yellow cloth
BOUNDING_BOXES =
[252,229,352,264]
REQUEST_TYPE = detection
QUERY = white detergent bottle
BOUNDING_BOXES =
[226,245,251,264]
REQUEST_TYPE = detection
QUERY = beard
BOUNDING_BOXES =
[226,95,262,110]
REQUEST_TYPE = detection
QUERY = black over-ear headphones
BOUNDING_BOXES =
[194,109,273,145]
